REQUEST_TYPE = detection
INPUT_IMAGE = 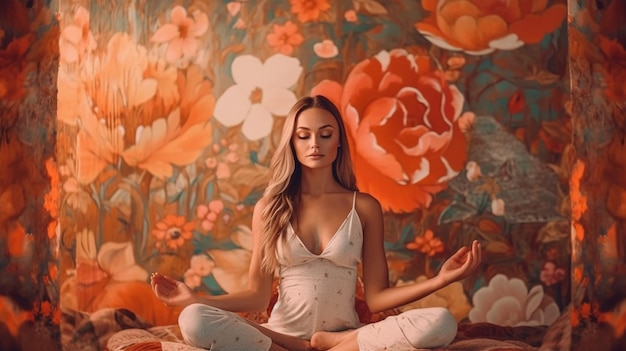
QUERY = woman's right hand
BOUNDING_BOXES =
[150,272,196,307]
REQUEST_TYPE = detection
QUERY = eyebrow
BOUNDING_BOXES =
[295,124,335,131]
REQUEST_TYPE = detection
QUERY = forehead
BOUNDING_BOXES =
[295,107,338,129]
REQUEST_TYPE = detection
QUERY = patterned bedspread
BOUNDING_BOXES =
[60,306,565,351]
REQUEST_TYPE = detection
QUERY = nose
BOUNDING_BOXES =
[310,135,320,149]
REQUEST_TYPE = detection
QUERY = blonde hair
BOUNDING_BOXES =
[259,95,357,274]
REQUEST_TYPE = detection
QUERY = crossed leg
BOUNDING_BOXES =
[245,320,313,351]
[310,329,359,351]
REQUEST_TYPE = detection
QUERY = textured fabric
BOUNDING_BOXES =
[265,191,363,338]
[64,306,550,351]
[357,308,458,350]
[107,329,204,351]
[178,304,271,351]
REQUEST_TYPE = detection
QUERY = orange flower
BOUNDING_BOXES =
[290,0,330,22]
[312,49,469,212]
[47,220,58,240]
[72,33,157,184]
[142,56,180,119]
[121,98,214,179]
[44,158,60,218]
[415,0,566,54]
[266,21,304,55]
[407,230,445,257]
[152,214,195,249]
[573,265,584,283]
[570,160,587,221]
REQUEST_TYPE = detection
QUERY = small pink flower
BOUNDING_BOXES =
[233,18,247,29]
[201,220,214,231]
[150,6,209,63]
[205,157,217,168]
[540,262,566,286]
[209,200,224,213]
[216,163,231,179]
[491,198,506,216]
[226,2,241,16]
[313,39,339,58]
[190,254,215,276]
[344,10,357,22]
[226,152,239,163]
[196,204,209,219]
[59,6,97,63]
[457,112,476,133]
[465,161,482,181]
[447,56,466,70]
[184,269,202,289]
[198,200,225,231]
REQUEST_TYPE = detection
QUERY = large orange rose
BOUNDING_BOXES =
[311,49,470,213]
[415,0,567,55]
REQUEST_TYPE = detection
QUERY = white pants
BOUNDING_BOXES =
[356,308,457,350]
[178,304,456,351]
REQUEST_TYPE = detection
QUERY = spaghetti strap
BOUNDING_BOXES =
[352,191,357,209]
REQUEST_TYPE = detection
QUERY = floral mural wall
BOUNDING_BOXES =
[14,0,624,349]
[53,0,572,332]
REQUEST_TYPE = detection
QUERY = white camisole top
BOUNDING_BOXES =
[264,192,363,339]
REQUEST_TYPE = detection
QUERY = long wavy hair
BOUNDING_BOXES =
[259,95,357,274]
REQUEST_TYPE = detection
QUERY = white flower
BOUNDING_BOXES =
[97,241,149,282]
[208,249,251,293]
[213,53,302,140]
[469,274,560,327]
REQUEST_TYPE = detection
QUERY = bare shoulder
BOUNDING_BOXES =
[253,196,270,217]
[355,192,383,217]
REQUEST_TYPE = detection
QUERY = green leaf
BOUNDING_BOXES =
[438,201,478,224]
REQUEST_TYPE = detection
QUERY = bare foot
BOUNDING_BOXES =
[310,329,357,350]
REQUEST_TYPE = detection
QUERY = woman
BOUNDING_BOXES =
[151,95,482,351]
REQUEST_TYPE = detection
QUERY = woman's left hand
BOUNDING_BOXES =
[437,240,482,284]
